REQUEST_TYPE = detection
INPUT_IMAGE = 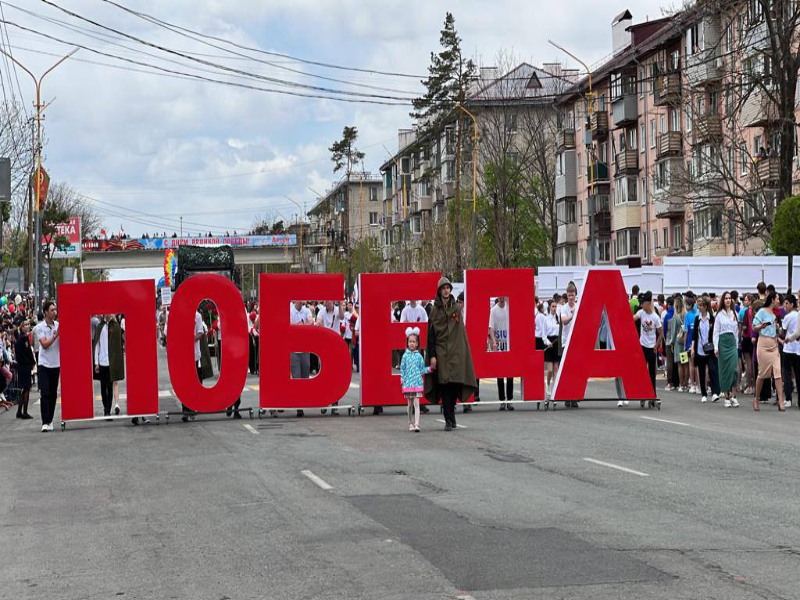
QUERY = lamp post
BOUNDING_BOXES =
[455,102,479,268]
[0,48,77,304]
[285,195,306,273]
[548,40,596,266]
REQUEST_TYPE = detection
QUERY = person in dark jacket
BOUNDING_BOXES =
[15,321,35,419]
[424,276,478,431]
[691,296,720,402]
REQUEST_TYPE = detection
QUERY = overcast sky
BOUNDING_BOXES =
[4,0,668,238]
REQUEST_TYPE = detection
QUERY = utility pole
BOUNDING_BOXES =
[0,48,78,306]
[455,103,478,269]
[359,166,364,276]
[285,195,306,273]
[180,216,183,237]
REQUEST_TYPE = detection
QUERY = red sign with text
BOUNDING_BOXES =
[57,269,651,421]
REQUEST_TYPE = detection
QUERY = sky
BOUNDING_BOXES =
[2,0,668,240]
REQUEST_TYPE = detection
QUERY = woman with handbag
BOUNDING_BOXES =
[691,297,720,403]
[753,291,785,411]
[714,291,740,407]
[673,296,688,392]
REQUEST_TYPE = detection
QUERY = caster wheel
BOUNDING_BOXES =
[60,422,65,431]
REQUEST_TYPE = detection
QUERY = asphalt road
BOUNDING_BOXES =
[2,348,800,600]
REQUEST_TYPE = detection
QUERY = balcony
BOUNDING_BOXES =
[614,150,638,174]
[757,156,781,185]
[442,181,455,198]
[588,161,609,182]
[419,193,433,211]
[685,49,721,87]
[657,131,683,159]
[555,149,577,199]
[654,72,681,106]
[591,194,611,237]
[557,128,576,150]
[557,222,579,245]
[694,114,722,144]
[612,202,640,231]
[654,190,685,218]
[611,94,638,128]
[741,88,781,128]
[590,110,608,140]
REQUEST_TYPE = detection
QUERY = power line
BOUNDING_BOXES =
[97,0,426,80]
[1,19,412,106]
[35,0,416,102]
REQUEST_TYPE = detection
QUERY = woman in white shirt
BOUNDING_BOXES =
[781,294,799,408]
[690,297,721,403]
[713,291,740,407]
[543,301,560,396]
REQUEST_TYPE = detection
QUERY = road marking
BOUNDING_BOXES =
[243,424,259,435]
[456,595,477,600]
[349,382,360,389]
[436,419,467,429]
[158,390,172,398]
[248,385,260,391]
[583,458,649,477]
[301,470,333,491]
[640,416,690,427]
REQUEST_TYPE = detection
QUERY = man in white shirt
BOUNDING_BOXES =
[400,300,428,325]
[343,301,354,370]
[489,297,514,411]
[93,315,114,417]
[182,310,206,422]
[316,300,345,415]
[558,282,579,407]
[35,300,60,432]
[290,300,313,417]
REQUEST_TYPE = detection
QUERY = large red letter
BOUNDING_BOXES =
[465,268,543,401]
[552,269,654,401]
[167,274,248,412]
[360,272,440,406]
[259,273,351,409]
[59,280,158,421]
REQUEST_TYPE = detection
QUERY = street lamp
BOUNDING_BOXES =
[548,40,597,266]
[285,195,306,273]
[0,47,78,304]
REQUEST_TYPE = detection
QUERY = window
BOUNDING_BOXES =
[614,176,637,205]
[655,160,671,190]
[445,160,455,182]
[640,124,646,153]
[753,135,763,154]
[673,223,683,249]
[727,146,734,174]
[627,127,637,150]
[578,153,583,178]
[725,21,732,53]
[369,187,378,201]
[616,232,628,258]
[663,226,669,249]
[740,143,749,174]
[598,237,611,263]
[411,215,422,234]
[686,104,693,132]
[670,108,680,132]
[643,230,649,260]
[557,199,577,224]
[630,229,640,256]
[650,119,656,148]
[653,228,659,250]
[686,22,702,55]
[369,212,379,225]
[639,67,645,98]
[725,89,733,115]
[660,114,667,135]
[641,176,647,205]
[504,113,518,134]
[615,228,641,258]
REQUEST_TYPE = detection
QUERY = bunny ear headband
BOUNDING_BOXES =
[405,326,420,337]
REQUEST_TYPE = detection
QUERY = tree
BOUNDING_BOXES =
[329,126,365,289]
[412,12,476,276]
[666,0,800,252]
[771,194,800,290]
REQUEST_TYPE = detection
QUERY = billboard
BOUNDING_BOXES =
[82,234,296,252]
[45,216,81,259]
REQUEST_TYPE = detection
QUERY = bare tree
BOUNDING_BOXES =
[665,0,800,252]
[465,53,563,267]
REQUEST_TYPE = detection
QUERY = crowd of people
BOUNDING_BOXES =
[5,275,800,434]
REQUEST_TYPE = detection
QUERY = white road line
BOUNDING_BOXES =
[301,470,333,491]
[243,424,259,435]
[158,390,172,398]
[349,382,360,389]
[640,416,690,427]
[436,419,467,429]
[456,595,477,600]
[583,458,650,477]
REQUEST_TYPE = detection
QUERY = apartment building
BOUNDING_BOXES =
[555,4,800,267]
[379,62,568,272]
[306,173,382,273]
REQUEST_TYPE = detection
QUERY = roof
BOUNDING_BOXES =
[465,62,564,106]
[613,9,633,25]
[557,14,684,104]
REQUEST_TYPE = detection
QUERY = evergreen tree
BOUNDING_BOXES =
[412,12,475,277]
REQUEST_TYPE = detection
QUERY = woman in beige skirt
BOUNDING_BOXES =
[752,292,784,411]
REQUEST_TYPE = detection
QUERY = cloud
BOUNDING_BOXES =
[4,0,665,237]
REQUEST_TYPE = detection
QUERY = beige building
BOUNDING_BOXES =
[307,173,382,273]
